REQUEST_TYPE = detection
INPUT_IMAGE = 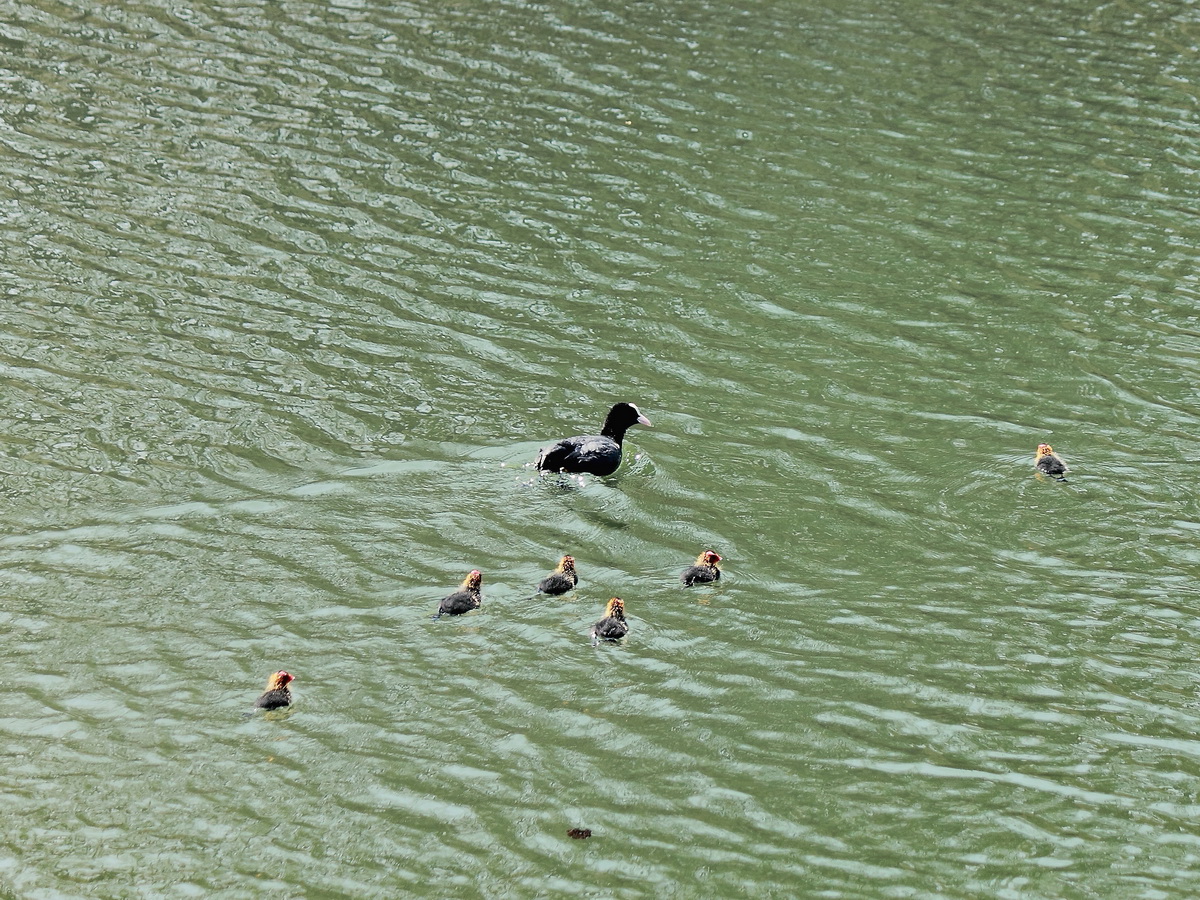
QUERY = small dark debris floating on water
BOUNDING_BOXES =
[567,828,592,840]
[1035,443,1068,480]
[681,549,722,587]
[433,569,483,618]
[534,402,652,477]
[534,554,578,597]
[255,671,294,710]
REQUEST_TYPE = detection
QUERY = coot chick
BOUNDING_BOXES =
[1035,443,1068,479]
[536,554,578,596]
[535,402,651,476]
[434,569,483,618]
[681,550,722,586]
[255,671,294,710]
[590,597,628,645]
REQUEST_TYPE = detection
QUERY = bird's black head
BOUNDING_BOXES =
[601,403,652,440]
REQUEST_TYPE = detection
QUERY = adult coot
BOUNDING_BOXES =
[1035,443,1068,479]
[681,550,722,586]
[590,597,628,645]
[535,555,578,596]
[255,671,294,710]
[434,569,483,618]
[535,402,651,476]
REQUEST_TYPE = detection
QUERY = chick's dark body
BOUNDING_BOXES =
[436,570,483,617]
[536,555,578,596]
[255,671,294,710]
[590,599,629,644]
[681,550,722,587]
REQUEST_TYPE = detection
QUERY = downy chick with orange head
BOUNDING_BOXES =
[434,569,483,618]
[535,554,578,597]
[255,671,294,710]
[590,597,628,645]
[1035,443,1068,478]
[681,550,722,587]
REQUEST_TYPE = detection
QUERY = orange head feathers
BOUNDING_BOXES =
[266,671,294,691]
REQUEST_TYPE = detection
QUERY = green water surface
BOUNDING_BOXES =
[2,0,1200,897]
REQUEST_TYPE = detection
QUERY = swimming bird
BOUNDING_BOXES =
[681,550,722,586]
[434,569,483,618]
[590,597,628,645]
[535,402,651,476]
[1035,443,1068,479]
[535,555,578,596]
[254,671,294,710]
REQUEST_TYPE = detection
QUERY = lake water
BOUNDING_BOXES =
[3,0,1200,897]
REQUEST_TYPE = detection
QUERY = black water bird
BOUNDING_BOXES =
[535,402,651,476]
